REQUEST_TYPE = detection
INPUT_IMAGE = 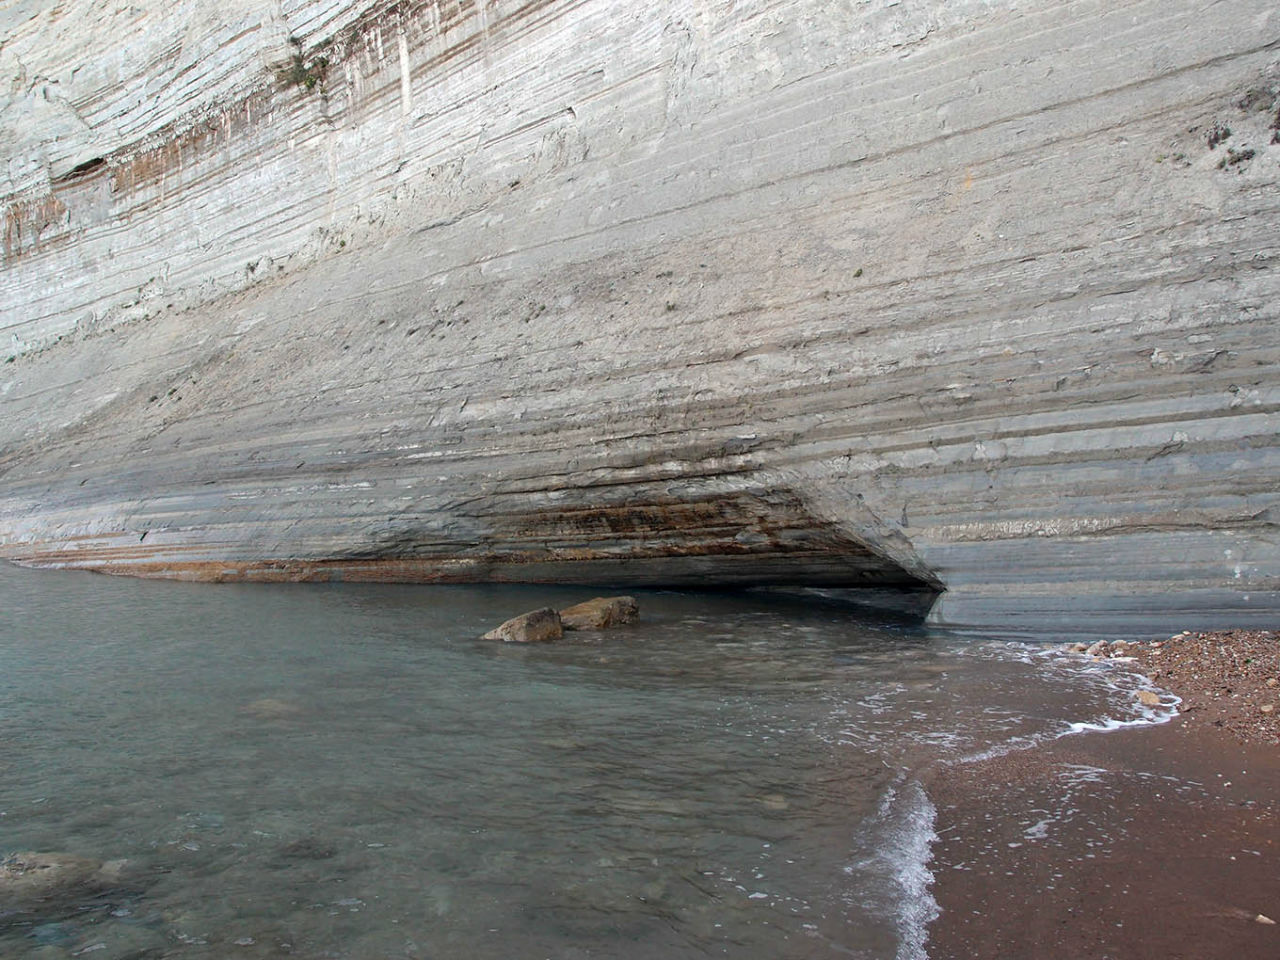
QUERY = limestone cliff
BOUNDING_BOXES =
[1,0,1277,636]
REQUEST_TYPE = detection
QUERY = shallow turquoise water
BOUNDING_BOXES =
[0,565,1154,959]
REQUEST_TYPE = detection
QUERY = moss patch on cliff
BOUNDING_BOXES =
[277,37,330,92]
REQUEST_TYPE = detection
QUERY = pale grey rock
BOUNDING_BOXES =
[560,596,639,631]
[0,0,1277,638]
[0,852,122,899]
[482,608,563,643]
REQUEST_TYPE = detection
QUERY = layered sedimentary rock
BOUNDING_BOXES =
[1,0,1277,635]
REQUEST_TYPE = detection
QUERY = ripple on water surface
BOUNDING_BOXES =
[0,567,1161,959]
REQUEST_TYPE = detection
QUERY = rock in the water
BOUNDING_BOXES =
[0,852,113,899]
[1086,640,1111,658]
[559,596,640,631]
[482,608,563,643]
[29,922,77,946]
[242,697,304,720]
[275,837,337,862]
[1137,690,1162,707]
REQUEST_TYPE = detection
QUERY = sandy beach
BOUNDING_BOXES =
[928,632,1280,959]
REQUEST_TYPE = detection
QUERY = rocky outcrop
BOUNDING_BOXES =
[482,607,563,643]
[560,596,639,631]
[0,0,1277,636]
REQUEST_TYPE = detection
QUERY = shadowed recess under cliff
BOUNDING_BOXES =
[1,487,943,610]
[332,490,945,589]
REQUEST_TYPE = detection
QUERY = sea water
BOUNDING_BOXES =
[0,565,1163,959]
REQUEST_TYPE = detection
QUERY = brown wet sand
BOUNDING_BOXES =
[926,715,1280,960]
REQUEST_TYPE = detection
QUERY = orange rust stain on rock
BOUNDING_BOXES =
[4,0,567,267]
[498,491,853,553]
[3,194,69,261]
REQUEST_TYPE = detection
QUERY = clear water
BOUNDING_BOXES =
[0,565,1158,959]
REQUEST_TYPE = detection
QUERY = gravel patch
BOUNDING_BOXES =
[1067,630,1279,746]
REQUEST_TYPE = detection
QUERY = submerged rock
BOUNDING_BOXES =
[0,852,123,900]
[482,608,563,643]
[242,697,305,720]
[559,596,639,631]
[29,922,77,945]
[275,837,337,862]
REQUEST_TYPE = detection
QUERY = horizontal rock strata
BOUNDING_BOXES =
[1,0,1278,635]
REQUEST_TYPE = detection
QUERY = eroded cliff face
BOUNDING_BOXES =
[1,0,1277,635]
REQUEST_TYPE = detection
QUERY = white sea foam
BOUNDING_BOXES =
[1023,818,1051,840]
[891,780,940,960]
[947,639,1180,767]
[846,775,940,960]
[819,633,1184,957]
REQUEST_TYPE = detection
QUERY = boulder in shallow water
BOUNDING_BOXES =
[0,852,120,900]
[559,596,639,631]
[482,607,563,643]
[242,697,305,720]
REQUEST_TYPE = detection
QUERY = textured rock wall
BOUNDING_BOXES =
[1,0,1278,636]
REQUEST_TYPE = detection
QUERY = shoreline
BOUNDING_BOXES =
[926,631,1280,959]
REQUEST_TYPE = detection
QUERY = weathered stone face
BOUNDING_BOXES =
[0,0,1276,636]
